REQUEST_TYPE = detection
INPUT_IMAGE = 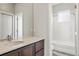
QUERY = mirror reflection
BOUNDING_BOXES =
[0,12,23,40]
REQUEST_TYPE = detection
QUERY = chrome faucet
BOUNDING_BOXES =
[7,35,13,41]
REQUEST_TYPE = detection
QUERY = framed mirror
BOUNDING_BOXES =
[0,11,23,40]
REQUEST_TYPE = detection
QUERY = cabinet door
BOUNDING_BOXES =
[35,40,44,52]
[21,44,34,56]
[36,49,44,56]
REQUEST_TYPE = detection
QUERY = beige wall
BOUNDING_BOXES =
[0,3,15,13]
[33,3,49,56]
[15,3,33,38]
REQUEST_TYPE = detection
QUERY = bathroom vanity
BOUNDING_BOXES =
[0,7,45,56]
[0,37,44,56]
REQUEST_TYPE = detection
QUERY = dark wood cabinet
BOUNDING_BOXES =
[21,44,34,56]
[36,49,44,56]
[2,49,21,56]
[35,40,44,56]
[35,40,44,52]
[1,40,44,56]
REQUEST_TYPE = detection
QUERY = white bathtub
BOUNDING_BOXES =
[52,40,76,56]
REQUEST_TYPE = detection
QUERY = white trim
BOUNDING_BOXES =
[75,3,79,56]
[48,3,60,56]
[48,4,54,56]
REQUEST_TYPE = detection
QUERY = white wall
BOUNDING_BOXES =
[15,3,33,38]
[33,3,49,56]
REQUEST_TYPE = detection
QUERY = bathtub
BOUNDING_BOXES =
[52,40,76,56]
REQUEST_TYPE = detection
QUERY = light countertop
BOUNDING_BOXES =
[0,36,44,55]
